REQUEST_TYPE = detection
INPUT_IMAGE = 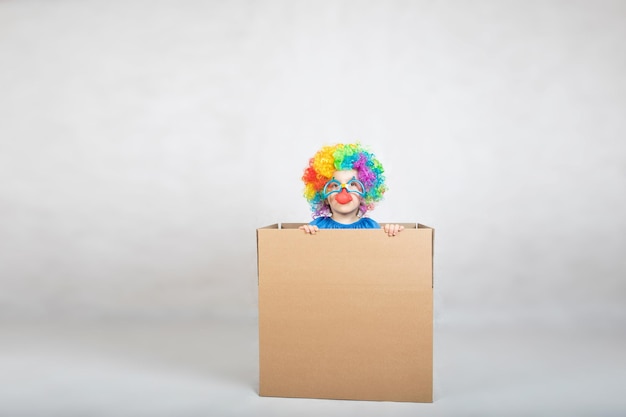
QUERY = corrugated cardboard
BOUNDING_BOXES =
[257,223,434,403]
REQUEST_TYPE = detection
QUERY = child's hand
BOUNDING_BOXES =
[383,224,404,237]
[299,225,320,234]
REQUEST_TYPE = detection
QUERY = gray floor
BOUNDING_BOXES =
[1,317,624,417]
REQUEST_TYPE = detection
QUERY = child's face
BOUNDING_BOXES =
[326,169,362,217]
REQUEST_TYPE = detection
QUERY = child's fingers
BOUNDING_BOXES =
[384,224,404,236]
[299,225,319,234]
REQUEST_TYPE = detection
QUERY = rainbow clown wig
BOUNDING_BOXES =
[302,143,387,218]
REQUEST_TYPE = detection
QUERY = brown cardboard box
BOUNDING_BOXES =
[257,223,434,403]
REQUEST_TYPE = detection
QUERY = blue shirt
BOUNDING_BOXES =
[310,217,380,229]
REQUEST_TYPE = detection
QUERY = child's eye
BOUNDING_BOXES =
[349,181,363,192]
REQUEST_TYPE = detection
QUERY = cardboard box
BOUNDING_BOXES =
[257,223,434,403]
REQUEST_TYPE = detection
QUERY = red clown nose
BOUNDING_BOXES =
[335,188,353,204]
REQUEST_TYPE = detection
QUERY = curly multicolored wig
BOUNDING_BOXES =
[302,143,387,218]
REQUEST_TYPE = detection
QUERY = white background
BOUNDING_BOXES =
[1,1,625,416]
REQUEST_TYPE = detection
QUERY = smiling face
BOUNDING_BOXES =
[325,169,363,223]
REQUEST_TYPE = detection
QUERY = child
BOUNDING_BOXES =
[299,143,404,237]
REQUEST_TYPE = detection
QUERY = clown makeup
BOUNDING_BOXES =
[323,177,365,199]
[325,170,363,223]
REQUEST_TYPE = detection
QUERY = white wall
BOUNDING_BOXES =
[1,0,625,324]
